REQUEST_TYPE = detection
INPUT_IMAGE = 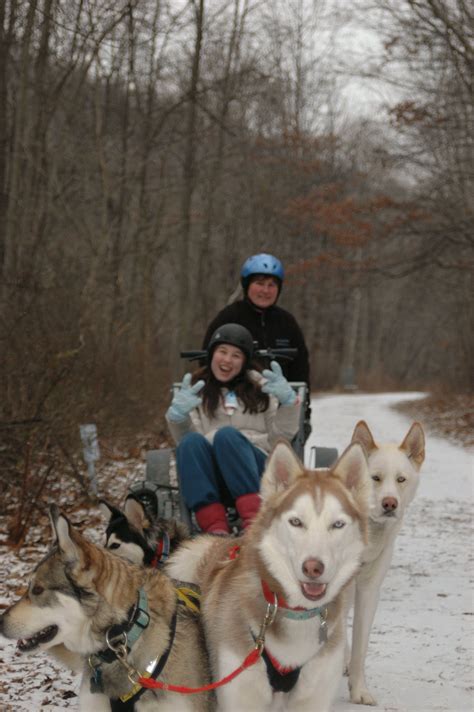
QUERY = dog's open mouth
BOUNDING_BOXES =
[17,625,58,652]
[300,582,327,601]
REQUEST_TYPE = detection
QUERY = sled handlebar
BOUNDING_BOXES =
[180,348,298,362]
[256,348,297,361]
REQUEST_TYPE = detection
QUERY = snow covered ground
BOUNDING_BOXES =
[0,391,473,711]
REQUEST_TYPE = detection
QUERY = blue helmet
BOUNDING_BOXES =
[240,254,284,289]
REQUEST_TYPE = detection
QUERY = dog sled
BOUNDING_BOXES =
[130,347,338,532]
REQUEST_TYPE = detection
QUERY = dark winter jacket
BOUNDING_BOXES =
[202,299,311,425]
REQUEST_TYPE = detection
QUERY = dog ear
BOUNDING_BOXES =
[400,422,425,469]
[99,499,123,523]
[124,496,149,531]
[351,420,377,454]
[260,439,305,499]
[331,442,371,501]
[49,505,82,565]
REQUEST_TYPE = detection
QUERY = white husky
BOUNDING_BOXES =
[167,439,372,712]
[347,420,425,705]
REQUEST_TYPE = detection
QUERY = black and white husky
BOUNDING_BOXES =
[101,495,189,567]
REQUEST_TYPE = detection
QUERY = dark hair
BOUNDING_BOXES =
[191,362,269,418]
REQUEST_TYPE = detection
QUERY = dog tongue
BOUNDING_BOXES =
[301,582,326,599]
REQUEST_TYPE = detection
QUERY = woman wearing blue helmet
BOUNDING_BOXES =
[202,253,311,439]
[240,253,285,308]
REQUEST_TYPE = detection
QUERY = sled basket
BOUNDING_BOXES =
[128,480,181,522]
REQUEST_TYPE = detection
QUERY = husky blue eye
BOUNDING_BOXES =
[397,476,406,483]
[333,520,345,529]
[289,517,302,527]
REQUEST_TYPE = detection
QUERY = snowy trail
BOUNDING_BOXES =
[308,392,473,712]
[0,392,472,710]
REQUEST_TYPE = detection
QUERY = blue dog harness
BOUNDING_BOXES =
[89,585,201,709]
[89,589,151,691]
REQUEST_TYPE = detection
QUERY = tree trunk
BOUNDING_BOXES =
[173,0,205,369]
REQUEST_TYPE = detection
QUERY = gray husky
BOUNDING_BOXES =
[0,506,212,712]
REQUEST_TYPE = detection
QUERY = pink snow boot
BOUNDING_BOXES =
[195,503,230,535]
[236,493,261,529]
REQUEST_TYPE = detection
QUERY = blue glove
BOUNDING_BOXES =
[261,361,296,406]
[166,373,205,422]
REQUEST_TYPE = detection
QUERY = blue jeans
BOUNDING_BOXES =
[176,426,266,511]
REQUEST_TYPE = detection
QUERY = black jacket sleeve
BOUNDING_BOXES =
[284,314,312,430]
[285,316,310,387]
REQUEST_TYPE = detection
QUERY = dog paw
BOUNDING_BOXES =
[349,687,377,706]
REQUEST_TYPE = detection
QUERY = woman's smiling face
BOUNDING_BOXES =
[247,275,279,309]
[211,344,246,382]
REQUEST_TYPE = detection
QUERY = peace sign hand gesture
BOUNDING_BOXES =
[167,373,205,422]
[262,361,296,406]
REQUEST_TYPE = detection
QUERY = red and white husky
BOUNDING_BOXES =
[347,420,425,705]
[167,439,372,712]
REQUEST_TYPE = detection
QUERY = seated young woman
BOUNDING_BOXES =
[165,323,300,534]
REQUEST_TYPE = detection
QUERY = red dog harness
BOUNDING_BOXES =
[230,545,309,691]
[137,544,327,696]
[150,532,170,568]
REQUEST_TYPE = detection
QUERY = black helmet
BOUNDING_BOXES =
[207,323,254,362]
